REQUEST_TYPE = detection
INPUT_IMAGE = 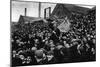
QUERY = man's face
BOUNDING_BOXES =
[13,50,16,58]
[11,39,14,42]
[48,33,51,37]
[50,47,55,51]
[45,41,48,45]
[83,37,87,42]
[92,39,96,44]
[63,41,66,45]
[49,40,53,45]
[19,55,25,60]
[16,39,20,43]
[62,36,67,39]
[35,39,39,43]
[87,37,91,41]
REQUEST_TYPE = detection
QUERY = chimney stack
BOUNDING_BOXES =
[39,2,41,18]
[25,8,27,16]
[44,7,51,19]
[49,7,51,17]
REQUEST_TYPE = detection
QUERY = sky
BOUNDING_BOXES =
[11,1,56,22]
[11,0,95,22]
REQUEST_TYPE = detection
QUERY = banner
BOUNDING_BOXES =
[57,17,70,32]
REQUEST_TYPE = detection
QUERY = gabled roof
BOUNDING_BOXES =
[63,4,90,14]
[51,4,90,19]
[22,16,39,22]
[87,6,96,14]
[51,4,71,19]
[18,15,43,23]
[91,6,96,10]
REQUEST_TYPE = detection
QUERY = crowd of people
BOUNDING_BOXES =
[11,9,96,66]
